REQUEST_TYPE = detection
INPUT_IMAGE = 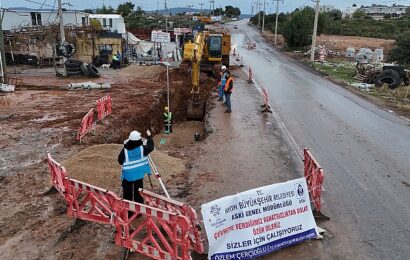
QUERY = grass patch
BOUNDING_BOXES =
[313,62,357,83]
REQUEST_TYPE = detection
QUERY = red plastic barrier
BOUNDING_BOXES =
[140,189,205,254]
[304,148,325,212]
[77,108,95,142]
[65,179,114,224]
[262,87,269,106]
[46,153,202,259]
[47,153,68,195]
[112,198,192,260]
[96,96,112,121]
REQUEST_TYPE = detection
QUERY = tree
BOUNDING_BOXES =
[96,4,115,14]
[405,7,410,16]
[214,7,224,16]
[383,13,392,19]
[135,6,144,16]
[281,7,327,48]
[388,32,410,66]
[326,9,342,20]
[117,2,135,17]
[352,9,366,19]
[225,6,241,18]
[84,8,93,14]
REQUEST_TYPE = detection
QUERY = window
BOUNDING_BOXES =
[37,13,42,25]
[82,17,86,26]
[109,18,113,27]
[103,18,107,27]
[31,12,36,25]
[30,12,42,26]
[98,44,113,54]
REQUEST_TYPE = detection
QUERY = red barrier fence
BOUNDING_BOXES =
[47,153,68,195]
[77,108,94,143]
[248,67,253,83]
[304,148,325,213]
[140,189,204,254]
[96,96,112,121]
[46,153,204,259]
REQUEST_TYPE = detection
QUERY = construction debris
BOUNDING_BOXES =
[68,82,111,90]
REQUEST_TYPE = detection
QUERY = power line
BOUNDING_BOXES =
[45,0,58,24]
[24,0,55,9]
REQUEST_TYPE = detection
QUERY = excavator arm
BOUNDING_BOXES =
[182,31,225,120]
[191,32,205,94]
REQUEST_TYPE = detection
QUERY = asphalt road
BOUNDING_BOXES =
[230,20,410,259]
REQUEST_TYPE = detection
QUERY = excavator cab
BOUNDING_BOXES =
[208,34,223,62]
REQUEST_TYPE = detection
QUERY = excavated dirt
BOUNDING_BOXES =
[0,63,216,259]
[63,144,186,197]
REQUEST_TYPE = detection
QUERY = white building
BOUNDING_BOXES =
[342,4,359,18]
[361,4,408,20]
[89,14,126,34]
[1,8,89,30]
[319,5,336,13]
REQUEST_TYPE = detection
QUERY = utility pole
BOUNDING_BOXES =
[273,0,282,45]
[57,0,66,75]
[209,0,215,15]
[310,0,320,62]
[0,9,7,83]
[262,0,266,32]
[251,1,254,15]
[199,3,204,15]
[164,0,168,32]
[257,0,261,28]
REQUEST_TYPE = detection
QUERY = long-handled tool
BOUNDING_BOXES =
[148,155,170,199]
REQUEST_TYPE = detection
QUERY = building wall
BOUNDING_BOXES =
[361,5,408,19]
[89,15,126,34]
[75,37,122,63]
[2,10,89,30]
[319,5,336,13]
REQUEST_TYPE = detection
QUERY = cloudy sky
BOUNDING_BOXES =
[2,0,409,14]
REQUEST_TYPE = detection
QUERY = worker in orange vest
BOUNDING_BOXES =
[224,71,233,113]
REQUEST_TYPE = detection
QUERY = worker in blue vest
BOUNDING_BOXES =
[118,130,154,204]
[218,65,228,101]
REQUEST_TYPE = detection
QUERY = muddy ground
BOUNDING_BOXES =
[0,63,216,259]
[0,60,310,259]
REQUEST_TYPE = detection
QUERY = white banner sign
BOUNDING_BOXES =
[174,27,192,35]
[211,16,222,22]
[201,178,317,260]
[151,30,171,43]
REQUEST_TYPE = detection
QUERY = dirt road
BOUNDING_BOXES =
[230,20,410,258]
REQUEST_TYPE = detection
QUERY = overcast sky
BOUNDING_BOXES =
[2,0,410,14]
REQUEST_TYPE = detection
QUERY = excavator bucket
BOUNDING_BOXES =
[187,99,206,120]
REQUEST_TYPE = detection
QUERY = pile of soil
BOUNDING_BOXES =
[63,144,186,195]
[316,35,395,52]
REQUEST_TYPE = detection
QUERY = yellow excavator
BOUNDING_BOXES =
[183,30,231,120]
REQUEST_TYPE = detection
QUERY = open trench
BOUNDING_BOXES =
[0,64,217,259]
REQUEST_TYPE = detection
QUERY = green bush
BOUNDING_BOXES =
[281,7,326,48]
[388,32,410,66]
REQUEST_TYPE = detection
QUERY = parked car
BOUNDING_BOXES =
[233,25,238,29]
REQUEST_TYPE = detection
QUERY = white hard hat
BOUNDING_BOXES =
[128,131,141,141]
[221,65,227,70]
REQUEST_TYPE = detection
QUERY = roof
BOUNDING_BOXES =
[89,14,123,19]
[2,7,86,14]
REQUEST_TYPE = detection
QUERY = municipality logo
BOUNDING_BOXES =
[297,184,304,197]
[210,205,221,217]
